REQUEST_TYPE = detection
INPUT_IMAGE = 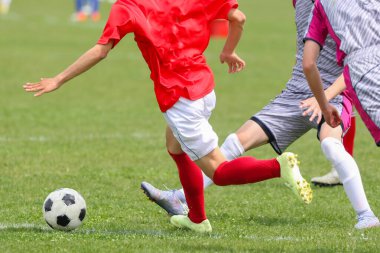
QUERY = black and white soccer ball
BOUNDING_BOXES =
[43,188,86,231]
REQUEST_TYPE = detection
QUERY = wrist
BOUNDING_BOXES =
[54,75,65,86]
[221,50,234,56]
[320,103,330,112]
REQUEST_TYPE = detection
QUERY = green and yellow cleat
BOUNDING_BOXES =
[170,215,212,233]
[277,152,312,204]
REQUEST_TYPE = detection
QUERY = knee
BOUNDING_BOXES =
[166,127,183,154]
[166,140,183,155]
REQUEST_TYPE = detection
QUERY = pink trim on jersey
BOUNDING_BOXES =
[292,0,296,8]
[343,66,380,144]
[306,0,346,66]
[340,90,353,133]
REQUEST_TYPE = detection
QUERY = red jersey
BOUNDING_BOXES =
[98,0,238,112]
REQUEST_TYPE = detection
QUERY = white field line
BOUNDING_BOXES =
[0,223,306,241]
[0,223,169,237]
[0,223,50,231]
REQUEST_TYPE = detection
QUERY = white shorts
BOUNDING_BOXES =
[163,90,218,161]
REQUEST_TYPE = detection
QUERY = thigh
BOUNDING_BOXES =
[235,120,270,151]
[319,122,343,141]
[163,91,219,161]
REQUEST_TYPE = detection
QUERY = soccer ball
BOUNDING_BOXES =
[43,188,86,231]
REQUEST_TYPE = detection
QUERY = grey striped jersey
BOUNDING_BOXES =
[307,0,380,65]
[285,0,343,98]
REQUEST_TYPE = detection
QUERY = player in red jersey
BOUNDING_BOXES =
[24,0,312,233]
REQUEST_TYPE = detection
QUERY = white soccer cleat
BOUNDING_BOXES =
[170,215,212,233]
[311,167,342,187]
[277,152,312,204]
[355,214,380,230]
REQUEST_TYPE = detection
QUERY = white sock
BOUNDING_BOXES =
[199,133,245,190]
[220,133,245,161]
[321,137,371,216]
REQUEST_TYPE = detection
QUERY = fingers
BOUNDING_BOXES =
[23,81,47,96]
[325,113,342,128]
[317,112,322,124]
[23,82,43,92]
[236,60,245,72]
[228,61,245,74]
[330,120,340,128]
[309,110,320,122]
[34,90,45,97]
[301,106,312,116]
[332,113,342,128]
[228,62,233,73]
[300,104,310,116]
[300,100,312,109]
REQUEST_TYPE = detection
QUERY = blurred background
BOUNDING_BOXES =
[0,1,379,252]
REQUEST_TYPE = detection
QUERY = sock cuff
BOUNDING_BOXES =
[220,133,245,161]
[321,137,342,147]
[167,150,186,157]
[212,161,229,186]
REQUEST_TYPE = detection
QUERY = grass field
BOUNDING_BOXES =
[1,0,380,252]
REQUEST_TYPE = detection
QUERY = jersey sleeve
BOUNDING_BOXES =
[303,0,328,49]
[98,2,135,48]
[207,0,239,21]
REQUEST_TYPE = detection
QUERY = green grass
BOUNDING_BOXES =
[1,0,379,252]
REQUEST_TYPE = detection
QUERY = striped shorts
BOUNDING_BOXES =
[251,90,352,154]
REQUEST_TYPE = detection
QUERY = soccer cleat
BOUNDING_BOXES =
[75,12,87,22]
[91,12,101,22]
[277,152,313,204]
[170,215,212,233]
[355,214,380,230]
[141,181,188,216]
[311,167,342,187]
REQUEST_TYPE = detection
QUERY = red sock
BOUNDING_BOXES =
[343,116,356,156]
[169,152,206,223]
[213,156,280,186]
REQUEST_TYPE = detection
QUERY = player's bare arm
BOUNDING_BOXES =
[220,8,246,73]
[303,40,341,127]
[23,42,113,97]
[300,73,347,123]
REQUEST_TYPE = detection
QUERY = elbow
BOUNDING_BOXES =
[94,44,111,60]
[98,49,109,60]
[98,52,108,60]
[302,59,316,75]
[235,11,246,26]
[230,9,246,26]
[236,12,246,25]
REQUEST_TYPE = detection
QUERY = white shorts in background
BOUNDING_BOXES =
[163,90,218,161]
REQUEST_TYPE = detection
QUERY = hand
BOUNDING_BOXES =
[300,97,322,123]
[220,52,246,73]
[23,77,61,97]
[322,104,342,128]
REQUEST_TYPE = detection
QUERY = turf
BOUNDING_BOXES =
[0,0,379,252]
